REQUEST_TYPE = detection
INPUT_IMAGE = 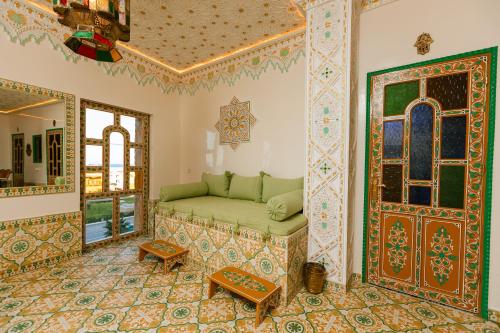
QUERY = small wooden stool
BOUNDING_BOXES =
[138,240,189,274]
[208,266,280,327]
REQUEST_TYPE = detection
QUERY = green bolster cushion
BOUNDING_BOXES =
[160,182,208,202]
[266,190,304,221]
[262,175,304,203]
[202,172,232,197]
[229,174,263,202]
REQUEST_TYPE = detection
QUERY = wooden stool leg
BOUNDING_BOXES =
[138,248,146,261]
[255,302,268,327]
[208,280,217,298]
[164,259,168,274]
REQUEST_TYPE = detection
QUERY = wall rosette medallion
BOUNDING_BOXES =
[215,97,256,150]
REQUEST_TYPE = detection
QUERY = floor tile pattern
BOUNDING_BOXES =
[0,237,498,332]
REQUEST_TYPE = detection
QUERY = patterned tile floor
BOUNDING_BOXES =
[0,237,498,333]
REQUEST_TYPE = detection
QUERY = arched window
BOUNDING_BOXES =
[81,101,149,246]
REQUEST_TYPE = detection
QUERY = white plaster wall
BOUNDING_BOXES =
[178,57,306,183]
[354,0,500,310]
[0,36,181,221]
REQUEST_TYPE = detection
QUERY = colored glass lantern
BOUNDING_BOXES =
[53,0,130,62]
[65,28,123,62]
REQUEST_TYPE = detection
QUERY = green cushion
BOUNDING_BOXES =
[160,182,208,202]
[157,196,307,236]
[266,190,303,221]
[228,174,263,202]
[262,175,304,203]
[202,172,232,197]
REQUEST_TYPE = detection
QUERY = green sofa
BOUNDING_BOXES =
[158,172,306,236]
[158,196,306,236]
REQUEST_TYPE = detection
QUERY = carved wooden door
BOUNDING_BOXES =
[364,48,496,316]
[46,129,63,185]
[12,133,24,187]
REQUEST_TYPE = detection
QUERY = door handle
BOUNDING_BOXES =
[370,180,386,199]
[371,179,378,199]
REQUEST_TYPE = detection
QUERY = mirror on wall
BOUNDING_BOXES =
[0,78,75,197]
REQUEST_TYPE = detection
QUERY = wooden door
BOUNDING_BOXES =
[364,48,496,316]
[11,133,24,187]
[46,129,63,185]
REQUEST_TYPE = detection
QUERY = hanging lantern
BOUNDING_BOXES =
[53,0,130,62]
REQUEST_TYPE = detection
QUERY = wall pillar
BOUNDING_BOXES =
[299,0,360,288]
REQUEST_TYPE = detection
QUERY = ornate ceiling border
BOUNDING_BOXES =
[295,0,398,11]
[0,1,305,95]
[177,31,305,94]
[361,0,399,11]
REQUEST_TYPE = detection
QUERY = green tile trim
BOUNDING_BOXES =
[482,46,497,320]
[363,47,498,319]
[362,71,372,284]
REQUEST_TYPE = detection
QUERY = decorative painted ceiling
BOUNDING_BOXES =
[132,0,304,70]
[2,1,397,95]
[30,0,305,72]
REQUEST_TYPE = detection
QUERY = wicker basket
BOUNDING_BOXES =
[303,262,326,294]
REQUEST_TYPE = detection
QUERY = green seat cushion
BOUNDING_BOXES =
[202,172,232,197]
[262,175,304,203]
[228,174,263,202]
[157,196,307,236]
[160,182,208,202]
[267,190,303,221]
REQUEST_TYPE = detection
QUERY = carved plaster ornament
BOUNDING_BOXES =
[414,33,434,55]
[215,97,256,150]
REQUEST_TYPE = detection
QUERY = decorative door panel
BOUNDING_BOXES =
[380,213,416,284]
[46,129,63,185]
[364,48,497,316]
[421,217,464,296]
[12,133,24,187]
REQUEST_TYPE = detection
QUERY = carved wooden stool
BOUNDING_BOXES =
[208,266,280,327]
[138,240,189,274]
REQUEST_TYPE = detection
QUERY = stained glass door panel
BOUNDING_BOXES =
[364,49,496,316]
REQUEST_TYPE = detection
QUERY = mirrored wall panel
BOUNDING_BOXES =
[0,78,75,197]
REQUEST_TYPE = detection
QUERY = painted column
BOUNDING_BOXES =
[298,0,360,288]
